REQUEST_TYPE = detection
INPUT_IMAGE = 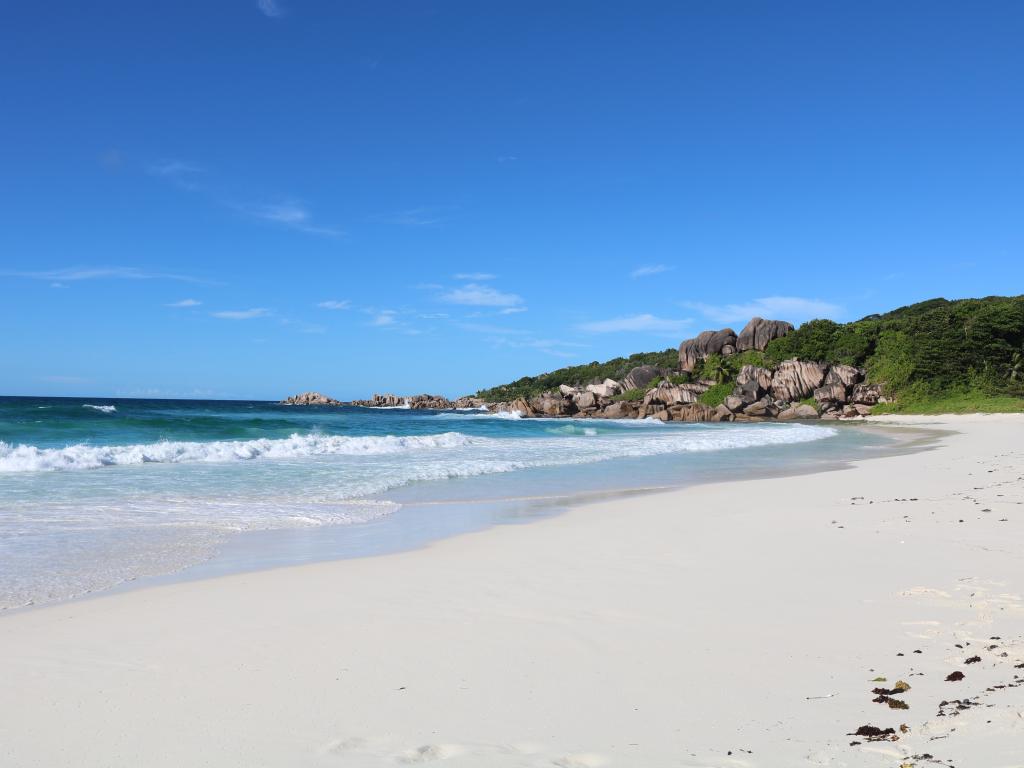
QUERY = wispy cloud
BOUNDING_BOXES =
[370,310,398,326]
[317,300,351,310]
[211,308,270,320]
[148,159,204,189]
[257,0,284,18]
[239,201,342,237]
[682,296,843,324]
[373,206,454,227]
[577,314,691,335]
[630,264,672,279]
[4,266,203,283]
[498,306,527,315]
[166,298,201,307]
[456,322,586,359]
[453,272,496,281]
[440,283,524,308]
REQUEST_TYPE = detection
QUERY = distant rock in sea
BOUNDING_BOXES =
[280,392,341,406]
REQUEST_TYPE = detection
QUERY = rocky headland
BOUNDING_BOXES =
[281,316,888,422]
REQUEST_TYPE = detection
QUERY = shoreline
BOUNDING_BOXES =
[2,415,1022,766]
[3,421,935,616]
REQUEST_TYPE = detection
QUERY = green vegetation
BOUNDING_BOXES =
[476,296,1024,414]
[475,348,678,401]
[700,353,731,384]
[698,382,732,407]
[763,296,1024,395]
[871,388,1024,414]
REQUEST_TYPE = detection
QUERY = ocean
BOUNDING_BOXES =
[0,396,905,610]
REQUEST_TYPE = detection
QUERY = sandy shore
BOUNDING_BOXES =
[2,415,1022,767]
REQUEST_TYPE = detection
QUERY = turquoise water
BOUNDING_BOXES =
[0,396,899,609]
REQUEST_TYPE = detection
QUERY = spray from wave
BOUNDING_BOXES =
[0,432,474,472]
[0,424,836,474]
[83,404,117,413]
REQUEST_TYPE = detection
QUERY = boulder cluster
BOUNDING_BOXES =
[282,392,486,410]
[485,317,887,422]
[282,316,888,422]
[280,391,342,406]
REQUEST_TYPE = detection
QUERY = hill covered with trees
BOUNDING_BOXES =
[476,296,1024,413]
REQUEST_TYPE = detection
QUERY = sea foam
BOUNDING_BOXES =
[0,431,474,473]
[83,404,117,413]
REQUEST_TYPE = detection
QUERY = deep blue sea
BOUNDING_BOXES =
[0,396,905,609]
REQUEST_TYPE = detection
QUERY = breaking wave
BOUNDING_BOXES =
[0,423,835,474]
[83,404,117,413]
[0,432,475,473]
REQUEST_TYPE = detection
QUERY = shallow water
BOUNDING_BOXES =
[0,396,908,610]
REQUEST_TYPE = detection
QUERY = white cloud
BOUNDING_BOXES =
[682,296,843,325]
[630,264,672,279]
[577,314,691,334]
[258,0,284,18]
[370,310,397,326]
[240,202,342,237]
[317,300,351,310]
[167,298,201,307]
[440,283,523,308]
[498,306,527,315]
[4,266,202,283]
[211,308,270,320]
[453,272,496,281]
[147,159,203,189]
[485,336,588,359]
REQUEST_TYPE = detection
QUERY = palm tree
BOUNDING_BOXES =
[702,354,731,384]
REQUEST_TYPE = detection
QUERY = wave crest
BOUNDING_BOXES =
[0,432,475,473]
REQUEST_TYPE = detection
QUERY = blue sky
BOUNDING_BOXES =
[2,1,1022,399]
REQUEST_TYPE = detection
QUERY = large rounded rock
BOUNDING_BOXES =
[770,359,827,402]
[736,364,773,392]
[601,401,637,419]
[534,393,574,416]
[574,391,598,411]
[669,403,720,422]
[621,365,667,392]
[851,383,883,405]
[778,403,820,420]
[825,364,861,389]
[813,383,848,407]
[406,394,455,409]
[585,378,622,398]
[678,328,737,372]
[723,394,745,413]
[736,317,794,352]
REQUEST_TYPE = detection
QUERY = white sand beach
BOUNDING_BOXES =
[2,415,1022,767]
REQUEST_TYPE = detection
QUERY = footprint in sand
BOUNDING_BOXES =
[321,736,370,755]
[551,754,610,768]
[396,744,465,763]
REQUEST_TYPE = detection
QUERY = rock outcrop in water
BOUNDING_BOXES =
[280,391,342,406]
